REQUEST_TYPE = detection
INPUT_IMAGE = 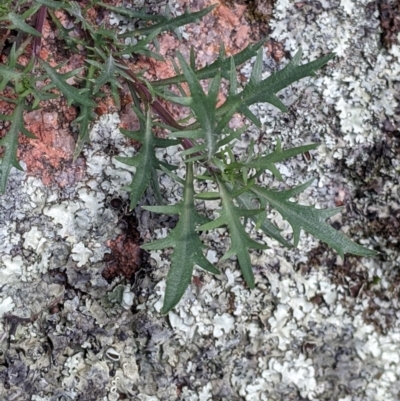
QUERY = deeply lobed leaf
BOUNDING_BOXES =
[118,5,217,38]
[115,109,177,210]
[231,139,319,181]
[249,179,377,258]
[142,163,219,314]
[217,49,336,126]
[198,176,268,288]
[0,101,34,193]
[39,60,97,107]
[175,53,224,160]
[153,40,266,87]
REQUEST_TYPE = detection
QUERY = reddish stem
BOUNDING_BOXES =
[33,5,47,57]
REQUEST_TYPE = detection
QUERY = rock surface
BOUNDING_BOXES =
[0,0,399,400]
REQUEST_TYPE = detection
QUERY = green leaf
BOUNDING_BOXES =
[189,46,196,70]
[249,45,263,85]
[89,49,134,81]
[119,5,216,38]
[168,129,204,139]
[195,192,221,200]
[248,48,334,111]
[91,55,122,95]
[239,140,319,181]
[0,64,22,92]
[235,189,292,248]
[250,179,377,258]
[73,63,96,160]
[115,29,162,60]
[143,204,182,215]
[198,177,267,288]
[39,60,97,107]
[97,2,166,21]
[176,52,223,160]
[217,49,335,120]
[72,104,94,160]
[7,12,41,36]
[85,54,124,108]
[180,143,206,157]
[153,39,266,87]
[229,56,238,96]
[158,164,185,186]
[120,128,179,147]
[35,0,65,9]
[62,1,93,31]
[115,109,175,210]
[0,101,34,193]
[215,125,248,149]
[162,94,193,107]
[142,163,219,314]
[91,26,119,43]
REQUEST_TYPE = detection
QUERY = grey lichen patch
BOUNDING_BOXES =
[0,108,146,398]
[1,1,400,401]
[137,0,399,399]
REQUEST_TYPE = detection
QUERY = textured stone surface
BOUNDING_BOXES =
[0,0,399,400]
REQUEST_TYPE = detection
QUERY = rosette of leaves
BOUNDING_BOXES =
[0,0,218,189]
[118,46,377,314]
[0,2,376,314]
